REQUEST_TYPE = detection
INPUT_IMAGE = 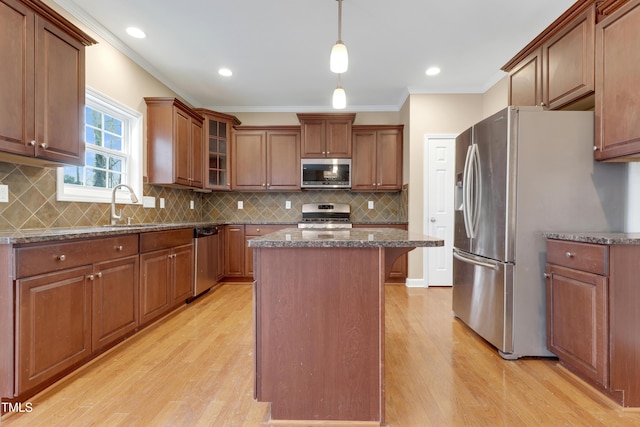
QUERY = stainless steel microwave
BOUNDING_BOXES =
[301,158,351,189]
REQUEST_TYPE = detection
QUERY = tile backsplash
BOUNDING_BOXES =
[0,162,407,231]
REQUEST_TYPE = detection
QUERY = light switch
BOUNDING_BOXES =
[190,200,195,210]
[368,201,374,209]
[160,198,165,209]
[142,196,156,208]
[285,200,291,209]
[238,200,244,209]
[0,185,8,203]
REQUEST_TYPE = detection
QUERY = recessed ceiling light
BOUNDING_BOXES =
[126,27,146,39]
[218,68,233,77]
[426,67,441,76]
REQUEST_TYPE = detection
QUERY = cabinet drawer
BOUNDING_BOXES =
[245,225,292,237]
[546,239,608,275]
[140,229,193,253]
[15,235,139,278]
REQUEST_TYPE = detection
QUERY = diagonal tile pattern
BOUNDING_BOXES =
[0,161,408,231]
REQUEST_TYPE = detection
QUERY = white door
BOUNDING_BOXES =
[424,135,455,286]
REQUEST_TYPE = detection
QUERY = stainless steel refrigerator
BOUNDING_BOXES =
[452,106,626,359]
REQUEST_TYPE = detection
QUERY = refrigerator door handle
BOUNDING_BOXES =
[469,143,482,238]
[462,145,473,238]
[453,248,499,271]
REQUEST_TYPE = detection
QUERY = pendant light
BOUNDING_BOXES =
[332,75,346,109]
[330,0,348,73]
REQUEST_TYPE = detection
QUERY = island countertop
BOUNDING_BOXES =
[247,227,444,248]
[543,232,640,245]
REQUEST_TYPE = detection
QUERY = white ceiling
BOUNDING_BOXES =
[54,0,576,112]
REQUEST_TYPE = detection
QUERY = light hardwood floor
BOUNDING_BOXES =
[2,284,640,426]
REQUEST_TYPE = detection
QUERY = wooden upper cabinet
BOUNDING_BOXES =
[298,113,355,158]
[352,125,403,191]
[0,0,95,166]
[504,1,597,110]
[194,109,241,191]
[145,97,204,188]
[508,48,543,107]
[595,0,640,161]
[232,126,300,191]
[542,5,596,110]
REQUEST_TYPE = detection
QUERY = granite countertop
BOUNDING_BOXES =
[0,222,223,245]
[544,232,640,245]
[247,227,443,248]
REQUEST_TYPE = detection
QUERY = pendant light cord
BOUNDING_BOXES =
[337,0,343,42]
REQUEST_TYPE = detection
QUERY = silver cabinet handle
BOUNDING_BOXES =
[544,273,551,279]
[28,140,36,146]
[57,254,66,261]
[40,143,47,149]
[566,252,574,258]
[97,272,102,278]
[88,274,94,281]
[115,245,124,251]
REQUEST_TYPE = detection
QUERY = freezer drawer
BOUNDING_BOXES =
[452,249,513,355]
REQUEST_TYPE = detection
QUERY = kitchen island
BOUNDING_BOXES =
[248,228,443,425]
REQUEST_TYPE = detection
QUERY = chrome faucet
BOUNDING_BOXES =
[110,184,139,225]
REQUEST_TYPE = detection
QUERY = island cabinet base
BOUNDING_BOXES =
[253,246,408,425]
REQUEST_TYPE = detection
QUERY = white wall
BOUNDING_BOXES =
[628,163,640,232]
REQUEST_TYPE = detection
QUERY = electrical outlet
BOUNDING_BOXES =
[368,201,374,209]
[0,185,8,203]
[238,200,244,209]
[190,200,194,210]
[285,200,291,209]
[160,198,165,209]
[142,196,155,208]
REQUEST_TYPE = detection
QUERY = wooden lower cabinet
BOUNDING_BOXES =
[224,224,294,280]
[546,238,640,407]
[92,255,139,352]
[16,265,93,395]
[139,230,194,325]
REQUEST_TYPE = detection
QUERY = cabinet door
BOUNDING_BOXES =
[325,119,352,158]
[266,130,300,190]
[542,5,595,109]
[16,265,92,394]
[0,0,35,157]
[224,225,245,277]
[172,243,194,304]
[34,16,85,165]
[190,118,204,188]
[174,108,192,186]
[508,48,542,107]
[232,130,266,190]
[204,117,231,190]
[351,130,377,190]
[546,264,608,387]
[300,119,325,157]
[376,128,402,191]
[595,0,640,160]
[139,249,171,325]
[92,255,139,352]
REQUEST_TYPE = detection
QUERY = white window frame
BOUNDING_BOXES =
[57,87,143,204]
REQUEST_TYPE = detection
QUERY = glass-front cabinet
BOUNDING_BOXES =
[195,109,241,190]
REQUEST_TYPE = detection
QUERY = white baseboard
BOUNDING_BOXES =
[405,278,428,288]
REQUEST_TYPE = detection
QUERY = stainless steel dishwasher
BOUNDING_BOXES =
[192,226,219,301]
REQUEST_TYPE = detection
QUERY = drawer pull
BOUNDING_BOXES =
[97,272,102,278]
[57,254,66,261]
[544,273,551,279]
[88,274,94,281]
[565,252,574,258]
[115,245,124,251]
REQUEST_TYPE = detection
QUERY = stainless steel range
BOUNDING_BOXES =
[297,203,352,229]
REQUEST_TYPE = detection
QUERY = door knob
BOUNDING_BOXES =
[430,217,436,222]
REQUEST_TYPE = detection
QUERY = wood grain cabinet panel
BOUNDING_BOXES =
[145,97,204,188]
[352,125,403,191]
[542,5,595,109]
[595,0,640,160]
[91,255,139,352]
[508,48,543,107]
[546,238,640,408]
[0,0,94,166]
[232,127,300,191]
[16,265,93,395]
[298,113,355,158]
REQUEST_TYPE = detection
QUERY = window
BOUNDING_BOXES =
[57,88,142,204]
